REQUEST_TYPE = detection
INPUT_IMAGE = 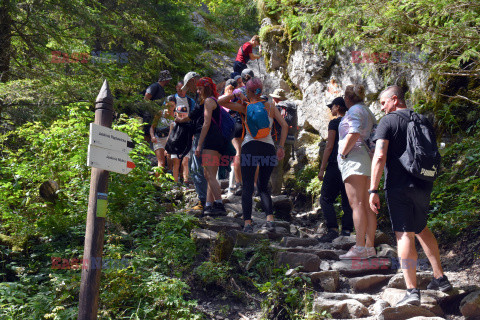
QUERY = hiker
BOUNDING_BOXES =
[218,77,288,233]
[169,81,194,184]
[269,88,297,195]
[221,80,243,194]
[177,71,208,210]
[195,77,227,215]
[317,97,354,242]
[240,69,254,92]
[369,85,452,306]
[234,75,244,88]
[144,70,171,101]
[150,95,175,174]
[337,84,377,260]
[233,35,261,77]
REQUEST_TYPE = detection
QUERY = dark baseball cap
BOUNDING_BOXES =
[327,97,346,109]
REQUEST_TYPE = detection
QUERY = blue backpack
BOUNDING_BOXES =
[243,100,271,139]
[211,97,235,141]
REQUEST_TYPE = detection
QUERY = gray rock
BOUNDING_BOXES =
[224,203,242,214]
[406,317,445,320]
[279,237,319,247]
[285,269,298,277]
[381,288,448,309]
[199,219,242,233]
[379,305,436,320]
[349,274,393,292]
[376,244,397,258]
[371,299,390,315]
[276,251,320,272]
[331,258,392,276]
[272,195,294,221]
[313,297,369,319]
[460,290,480,318]
[387,272,434,290]
[319,292,376,307]
[332,235,356,250]
[191,228,218,245]
[301,271,340,292]
[320,261,330,271]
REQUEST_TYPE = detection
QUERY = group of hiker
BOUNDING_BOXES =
[317,84,452,306]
[142,35,453,307]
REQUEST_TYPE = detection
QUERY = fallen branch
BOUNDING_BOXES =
[440,94,480,105]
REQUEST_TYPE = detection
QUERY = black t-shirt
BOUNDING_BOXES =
[374,109,433,190]
[145,82,165,101]
[327,117,342,163]
[188,97,221,135]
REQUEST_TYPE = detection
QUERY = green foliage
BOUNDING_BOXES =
[256,268,326,320]
[428,130,480,238]
[195,261,233,286]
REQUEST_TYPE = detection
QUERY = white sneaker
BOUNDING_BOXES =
[366,246,376,258]
[339,245,368,260]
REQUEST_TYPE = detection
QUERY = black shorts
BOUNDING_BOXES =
[203,126,226,154]
[385,186,433,234]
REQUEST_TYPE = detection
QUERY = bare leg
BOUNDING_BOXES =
[232,138,242,184]
[172,158,180,182]
[344,175,373,247]
[182,157,190,182]
[416,227,444,279]
[396,231,418,288]
[202,149,222,201]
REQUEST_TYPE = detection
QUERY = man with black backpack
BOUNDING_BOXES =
[369,85,452,307]
[269,88,298,195]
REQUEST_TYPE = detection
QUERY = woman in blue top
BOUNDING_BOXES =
[218,78,288,233]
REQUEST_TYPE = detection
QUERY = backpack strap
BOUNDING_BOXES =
[208,96,222,129]
[391,109,413,122]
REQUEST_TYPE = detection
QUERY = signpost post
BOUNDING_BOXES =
[78,80,135,320]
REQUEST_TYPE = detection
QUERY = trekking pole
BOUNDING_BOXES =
[256,59,263,81]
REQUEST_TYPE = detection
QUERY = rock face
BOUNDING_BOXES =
[259,21,429,138]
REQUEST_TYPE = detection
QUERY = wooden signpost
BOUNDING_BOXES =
[78,80,135,320]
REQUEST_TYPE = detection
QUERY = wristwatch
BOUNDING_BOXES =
[339,153,348,160]
[368,189,378,194]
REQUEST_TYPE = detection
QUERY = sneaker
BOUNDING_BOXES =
[318,229,339,243]
[366,246,376,258]
[211,202,227,216]
[396,288,421,306]
[265,221,275,233]
[234,184,243,196]
[192,201,204,211]
[203,205,214,215]
[340,229,351,236]
[427,275,453,292]
[243,224,253,233]
[339,245,368,260]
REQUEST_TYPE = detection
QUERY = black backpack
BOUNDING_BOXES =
[272,101,298,145]
[392,110,441,182]
[165,122,194,160]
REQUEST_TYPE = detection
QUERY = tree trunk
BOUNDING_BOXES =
[0,0,12,83]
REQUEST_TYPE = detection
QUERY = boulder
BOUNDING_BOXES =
[371,299,390,315]
[320,261,330,271]
[406,317,445,320]
[374,230,393,246]
[313,297,369,319]
[387,272,433,290]
[276,251,320,272]
[210,231,235,262]
[199,219,242,233]
[227,230,268,248]
[379,305,436,320]
[349,274,393,292]
[460,290,480,319]
[376,244,397,258]
[319,292,376,307]
[301,271,340,292]
[272,195,294,221]
[279,237,318,248]
[332,235,356,250]
[381,288,447,312]
[331,258,392,276]
[191,228,218,246]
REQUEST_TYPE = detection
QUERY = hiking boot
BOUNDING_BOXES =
[396,288,421,306]
[243,224,253,233]
[340,229,351,236]
[210,202,227,216]
[317,229,339,243]
[265,221,275,233]
[366,246,376,258]
[192,201,204,211]
[339,245,368,260]
[427,275,452,292]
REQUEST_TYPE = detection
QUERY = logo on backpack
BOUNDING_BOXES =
[244,101,271,139]
[393,111,441,182]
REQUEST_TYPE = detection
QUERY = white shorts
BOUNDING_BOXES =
[153,136,168,151]
[338,146,372,181]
